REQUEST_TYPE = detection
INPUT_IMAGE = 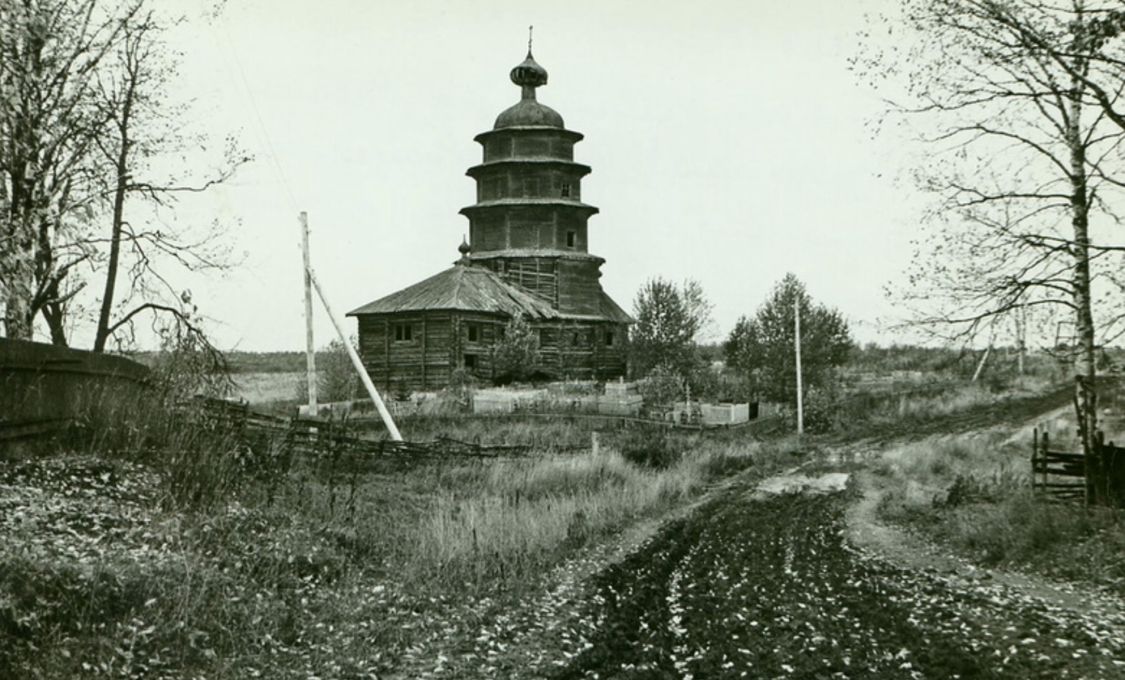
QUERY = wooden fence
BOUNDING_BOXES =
[185,396,568,466]
[1032,428,1125,506]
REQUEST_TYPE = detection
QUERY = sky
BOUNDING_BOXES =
[136,0,925,351]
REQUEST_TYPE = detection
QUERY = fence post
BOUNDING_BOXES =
[1032,427,1039,493]
[1042,431,1050,491]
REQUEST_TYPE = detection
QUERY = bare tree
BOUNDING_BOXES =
[0,0,137,341]
[89,7,246,352]
[0,0,245,349]
[857,0,1125,456]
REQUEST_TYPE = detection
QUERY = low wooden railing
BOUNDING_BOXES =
[1032,427,1125,505]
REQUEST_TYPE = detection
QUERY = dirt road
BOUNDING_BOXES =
[390,388,1125,679]
[543,473,1125,679]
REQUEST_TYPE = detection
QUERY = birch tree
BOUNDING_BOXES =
[629,278,713,379]
[725,274,853,404]
[856,0,1125,456]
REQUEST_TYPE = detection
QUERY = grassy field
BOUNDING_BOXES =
[231,371,305,405]
[0,417,791,678]
[3,352,1111,677]
[872,427,1125,595]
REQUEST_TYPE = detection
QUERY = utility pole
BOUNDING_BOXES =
[308,269,403,441]
[298,211,403,442]
[1018,305,1026,376]
[972,345,992,383]
[795,300,804,435]
[300,212,318,414]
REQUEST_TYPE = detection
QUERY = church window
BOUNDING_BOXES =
[561,182,571,197]
[566,231,576,248]
[605,330,615,347]
[464,354,478,369]
[394,324,413,342]
[467,324,480,342]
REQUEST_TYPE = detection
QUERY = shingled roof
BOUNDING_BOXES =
[347,264,561,319]
[595,290,633,324]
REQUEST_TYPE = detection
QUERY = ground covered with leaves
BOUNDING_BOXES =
[0,436,757,679]
[4,411,1123,679]
[545,485,1125,679]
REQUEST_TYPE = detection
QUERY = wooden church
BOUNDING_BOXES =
[348,48,632,393]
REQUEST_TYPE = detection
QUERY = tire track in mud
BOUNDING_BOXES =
[552,484,1125,679]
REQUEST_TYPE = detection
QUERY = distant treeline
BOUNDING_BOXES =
[702,341,1087,381]
[129,342,1124,380]
[129,351,310,374]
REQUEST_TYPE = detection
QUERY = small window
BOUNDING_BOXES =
[467,324,480,342]
[561,182,571,197]
[464,354,477,369]
[394,324,413,342]
[605,330,615,347]
[566,231,576,248]
[570,331,579,346]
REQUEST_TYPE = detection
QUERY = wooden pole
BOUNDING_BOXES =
[795,300,804,435]
[300,212,318,414]
[972,345,992,383]
[1018,306,1026,376]
[307,268,403,441]
[1032,426,1039,492]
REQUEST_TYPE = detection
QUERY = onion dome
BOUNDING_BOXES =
[494,49,564,129]
[457,236,472,263]
[510,53,548,89]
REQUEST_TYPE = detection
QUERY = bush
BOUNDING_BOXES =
[612,426,687,469]
[295,338,361,404]
[637,364,684,407]
[802,383,844,433]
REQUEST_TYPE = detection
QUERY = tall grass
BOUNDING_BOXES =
[1,356,781,677]
[363,414,605,451]
[836,375,1058,434]
[409,447,715,586]
[275,436,761,592]
[874,431,1028,494]
[874,430,1125,593]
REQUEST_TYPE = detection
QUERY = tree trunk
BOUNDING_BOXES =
[1066,72,1099,486]
[2,284,33,340]
[41,296,68,346]
[93,89,134,352]
[2,229,36,340]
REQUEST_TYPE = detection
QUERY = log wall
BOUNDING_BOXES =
[356,312,627,393]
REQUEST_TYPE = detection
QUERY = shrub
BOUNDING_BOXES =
[612,426,687,469]
[802,383,844,433]
[491,314,541,383]
[295,337,361,404]
[637,364,684,408]
[698,449,755,479]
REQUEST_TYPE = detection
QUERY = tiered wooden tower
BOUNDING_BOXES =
[349,47,631,392]
[461,50,607,317]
